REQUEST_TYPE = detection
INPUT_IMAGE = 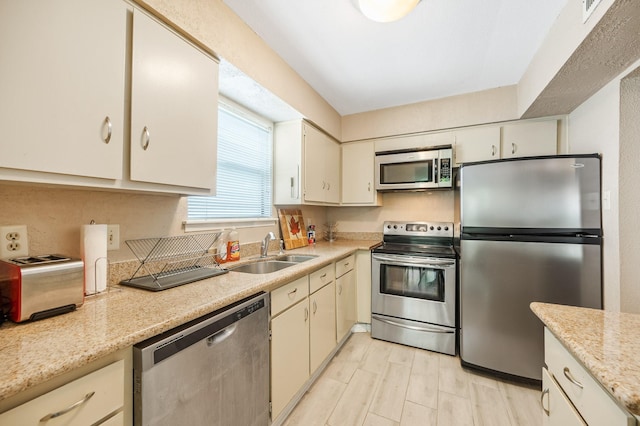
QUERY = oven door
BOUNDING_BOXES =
[371,253,456,327]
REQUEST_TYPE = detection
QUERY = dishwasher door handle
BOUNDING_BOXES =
[207,324,237,346]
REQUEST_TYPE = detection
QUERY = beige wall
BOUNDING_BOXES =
[619,66,640,314]
[341,86,518,142]
[567,57,640,313]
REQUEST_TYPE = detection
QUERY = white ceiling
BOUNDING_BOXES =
[222,0,568,116]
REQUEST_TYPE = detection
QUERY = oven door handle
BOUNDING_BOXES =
[372,254,455,269]
[372,314,455,334]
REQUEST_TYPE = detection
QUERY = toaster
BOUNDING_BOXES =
[0,255,84,323]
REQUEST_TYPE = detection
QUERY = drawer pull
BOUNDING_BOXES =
[287,288,298,298]
[540,388,550,416]
[338,284,343,295]
[39,391,95,422]
[102,116,112,144]
[344,262,350,267]
[320,273,327,279]
[563,367,584,389]
[313,300,317,314]
[304,307,309,321]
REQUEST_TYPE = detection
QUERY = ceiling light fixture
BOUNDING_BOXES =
[359,0,421,23]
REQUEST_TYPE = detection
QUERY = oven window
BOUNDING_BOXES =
[380,160,433,184]
[380,264,445,302]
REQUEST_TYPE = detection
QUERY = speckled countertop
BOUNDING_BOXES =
[0,240,379,402]
[531,302,640,417]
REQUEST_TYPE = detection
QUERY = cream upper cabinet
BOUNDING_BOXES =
[374,131,455,153]
[501,120,557,159]
[130,8,218,190]
[274,120,340,205]
[0,0,127,180]
[454,126,501,166]
[341,141,382,205]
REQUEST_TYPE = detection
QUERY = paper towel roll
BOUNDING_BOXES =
[81,224,107,295]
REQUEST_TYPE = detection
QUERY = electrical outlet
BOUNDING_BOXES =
[107,224,120,250]
[0,225,29,259]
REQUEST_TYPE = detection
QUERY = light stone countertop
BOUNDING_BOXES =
[530,302,640,417]
[0,240,379,402]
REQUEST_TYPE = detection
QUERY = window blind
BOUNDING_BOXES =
[188,103,273,219]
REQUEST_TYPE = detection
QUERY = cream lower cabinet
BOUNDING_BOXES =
[336,254,357,342]
[543,328,636,425]
[0,360,126,425]
[270,263,338,422]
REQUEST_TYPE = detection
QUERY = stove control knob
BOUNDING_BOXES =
[437,226,442,231]
[444,226,449,231]
[387,225,392,229]
[393,225,398,229]
[430,226,434,230]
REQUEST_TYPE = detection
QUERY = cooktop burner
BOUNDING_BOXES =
[373,221,457,258]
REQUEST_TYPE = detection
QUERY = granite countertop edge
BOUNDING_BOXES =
[530,302,640,417]
[0,240,379,403]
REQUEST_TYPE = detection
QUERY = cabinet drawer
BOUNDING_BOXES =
[271,276,309,316]
[542,367,586,426]
[545,329,634,425]
[309,263,335,293]
[335,255,355,278]
[0,360,124,425]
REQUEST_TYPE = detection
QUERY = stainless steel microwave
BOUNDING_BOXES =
[375,147,453,191]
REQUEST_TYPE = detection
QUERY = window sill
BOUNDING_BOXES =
[183,217,278,233]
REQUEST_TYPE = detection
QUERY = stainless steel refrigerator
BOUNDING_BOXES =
[459,155,602,382]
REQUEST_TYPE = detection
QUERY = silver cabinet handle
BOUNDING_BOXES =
[313,300,317,314]
[142,126,150,150]
[563,367,584,389]
[320,273,327,279]
[322,181,326,189]
[344,262,350,267]
[39,391,95,422]
[338,284,343,295]
[491,145,497,156]
[540,388,550,416]
[287,288,298,298]
[304,307,309,321]
[511,142,516,155]
[327,182,330,190]
[102,116,112,144]
[368,182,371,192]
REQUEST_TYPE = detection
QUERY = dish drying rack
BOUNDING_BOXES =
[119,233,228,291]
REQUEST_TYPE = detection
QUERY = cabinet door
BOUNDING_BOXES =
[324,138,341,204]
[309,282,337,373]
[502,120,557,159]
[542,368,586,426]
[303,124,327,203]
[342,142,376,204]
[0,360,124,426]
[130,9,218,190]
[336,270,356,342]
[0,0,126,179]
[454,126,500,165]
[270,300,310,420]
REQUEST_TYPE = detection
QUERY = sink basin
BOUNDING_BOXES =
[231,260,297,274]
[275,254,319,263]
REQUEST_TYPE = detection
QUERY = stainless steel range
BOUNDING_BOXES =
[371,221,457,355]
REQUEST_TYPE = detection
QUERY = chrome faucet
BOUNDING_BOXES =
[261,232,276,257]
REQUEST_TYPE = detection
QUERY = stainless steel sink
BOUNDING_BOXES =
[231,260,297,274]
[275,254,319,263]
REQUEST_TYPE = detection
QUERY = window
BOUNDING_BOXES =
[188,99,273,221]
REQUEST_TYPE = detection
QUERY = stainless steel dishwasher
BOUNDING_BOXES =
[133,292,270,426]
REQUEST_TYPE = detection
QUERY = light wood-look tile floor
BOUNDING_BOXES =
[283,332,541,426]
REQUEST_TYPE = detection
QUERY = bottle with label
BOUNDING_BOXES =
[215,230,228,264]
[227,227,240,262]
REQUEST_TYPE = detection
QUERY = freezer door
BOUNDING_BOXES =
[461,156,601,231]
[459,239,601,381]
